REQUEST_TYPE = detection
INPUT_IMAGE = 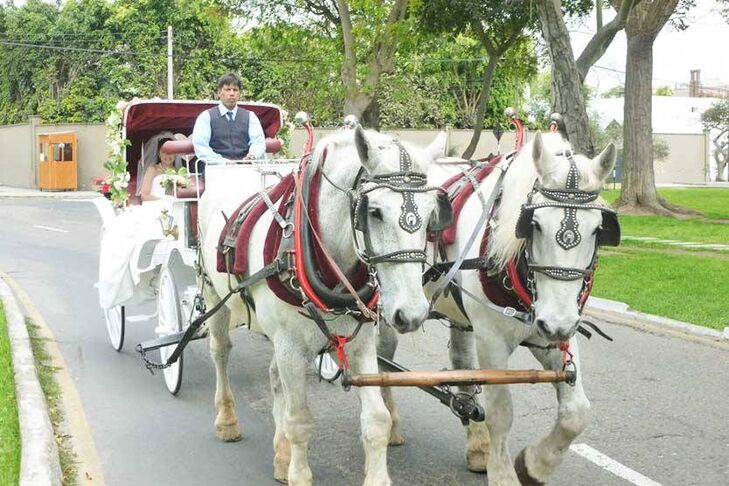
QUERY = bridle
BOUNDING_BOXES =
[516,149,620,302]
[349,139,451,265]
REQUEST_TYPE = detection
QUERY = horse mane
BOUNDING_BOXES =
[487,132,608,271]
[307,129,429,182]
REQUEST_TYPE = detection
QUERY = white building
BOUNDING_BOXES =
[589,96,724,182]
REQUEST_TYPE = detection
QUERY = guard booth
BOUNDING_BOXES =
[38,132,78,191]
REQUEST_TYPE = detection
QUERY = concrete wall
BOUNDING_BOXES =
[0,121,107,190]
[0,122,711,188]
[653,133,708,184]
[36,123,107,190]
[288,128,520,160]
[0,124,33,188]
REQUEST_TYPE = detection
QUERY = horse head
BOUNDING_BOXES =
[352,126,449,333]
[518,132,618,342]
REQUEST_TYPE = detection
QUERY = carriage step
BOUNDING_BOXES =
[137,329,208,353]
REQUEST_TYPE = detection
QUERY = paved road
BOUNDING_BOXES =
[1,198,728,486]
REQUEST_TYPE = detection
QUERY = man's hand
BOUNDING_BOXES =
[243,153,254,161]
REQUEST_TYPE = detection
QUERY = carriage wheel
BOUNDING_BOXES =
[104,305,125,352]
[157,267,184,395]
[314,353,342,383]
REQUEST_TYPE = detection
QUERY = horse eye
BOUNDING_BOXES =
[531,220,541,232]
[368,207,383,221]
[593,225,603,235]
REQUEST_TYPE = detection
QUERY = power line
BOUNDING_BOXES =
[0,40,139,55]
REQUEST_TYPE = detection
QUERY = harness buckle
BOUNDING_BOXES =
[503,307,517,317]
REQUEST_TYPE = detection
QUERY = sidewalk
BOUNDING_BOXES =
[0,185,99,199]
[585,296,729,345]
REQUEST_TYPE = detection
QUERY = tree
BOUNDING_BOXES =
[702,97,729,182]
[534,0,637,156]
[654,85,673,96]
[601,85,625,98]
[417,0,535,158]
[228,0,411,127]
[614,0,697,215]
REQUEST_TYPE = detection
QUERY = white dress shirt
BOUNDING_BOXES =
[192,103,266,164]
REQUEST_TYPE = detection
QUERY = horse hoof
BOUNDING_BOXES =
[466,449,488,473]
[388,431,406,446]
[514,449,545,486]
[216,422,242,442]
[273,467,288,484]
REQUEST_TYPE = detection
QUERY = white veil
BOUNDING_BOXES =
[135,131,176,196]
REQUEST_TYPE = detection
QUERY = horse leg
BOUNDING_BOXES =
[376,324,405,446]
[206,291,242,442]
[274,338,314,486]
[270,357,291,483]
[449,326,490,472]
[352,330,393,486]
[515,338,590,485]
[475,333,520,486]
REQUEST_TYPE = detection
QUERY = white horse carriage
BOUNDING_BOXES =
[94,99,292,394]
[95,99,620,484]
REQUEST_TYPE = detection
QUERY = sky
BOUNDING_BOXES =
[569,0,729,94]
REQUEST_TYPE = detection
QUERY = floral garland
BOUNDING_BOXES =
[102,101,132,207]
[276,109,296,158]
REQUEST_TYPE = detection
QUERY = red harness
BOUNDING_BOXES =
[216,163,374,311]
[436,156,596,316]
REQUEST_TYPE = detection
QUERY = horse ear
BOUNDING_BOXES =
[424,131,447,162]
[532,132,556,179]
[354,125,378,172]
[593,142,617,181]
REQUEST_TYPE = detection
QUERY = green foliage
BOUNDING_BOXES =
[654,85,673,96]
[601,85,625,98]
[0,0,538,129]
[701,97,729,131]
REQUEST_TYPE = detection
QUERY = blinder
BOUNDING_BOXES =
[515,204,620,247]
[355,191,453,234]
[430,192,454,232]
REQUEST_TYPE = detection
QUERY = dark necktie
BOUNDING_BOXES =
[226,111,234,121]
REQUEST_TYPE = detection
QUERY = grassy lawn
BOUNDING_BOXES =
[27,320,78,484]
[602,187,729,219]
[590,188,729,329]
[0,303,20,486]
[593,249,729,330]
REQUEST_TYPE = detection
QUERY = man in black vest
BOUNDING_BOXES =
[192,73,266,165]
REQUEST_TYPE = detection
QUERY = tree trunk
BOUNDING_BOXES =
[615,0,694,216]
[535,0,595,157]
[461,55,498,159]
[616,34,667,213]
[343,93,373,121]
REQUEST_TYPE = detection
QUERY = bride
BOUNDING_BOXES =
[138,133,176,201]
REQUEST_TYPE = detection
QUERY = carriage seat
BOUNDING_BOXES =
[161,138,283,157]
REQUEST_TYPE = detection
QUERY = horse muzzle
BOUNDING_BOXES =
[535,317,579,342]
[389,305,428,334]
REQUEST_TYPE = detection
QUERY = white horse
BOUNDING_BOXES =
[379,131,617,485]
[198,127,447,485]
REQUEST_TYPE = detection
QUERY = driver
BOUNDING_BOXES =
[192,73,266,165]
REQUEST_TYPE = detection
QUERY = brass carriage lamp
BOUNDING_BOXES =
[159,209,179,239]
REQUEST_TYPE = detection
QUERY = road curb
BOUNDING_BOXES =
[0,277,63,486]
[585,296,727,343]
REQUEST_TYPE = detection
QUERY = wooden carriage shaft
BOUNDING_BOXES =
[346,368,574,387]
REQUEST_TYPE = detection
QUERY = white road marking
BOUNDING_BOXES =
[32,224,69,233]
[570,443,662,486]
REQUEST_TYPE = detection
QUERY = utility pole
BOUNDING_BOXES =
[167,25,174,100]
